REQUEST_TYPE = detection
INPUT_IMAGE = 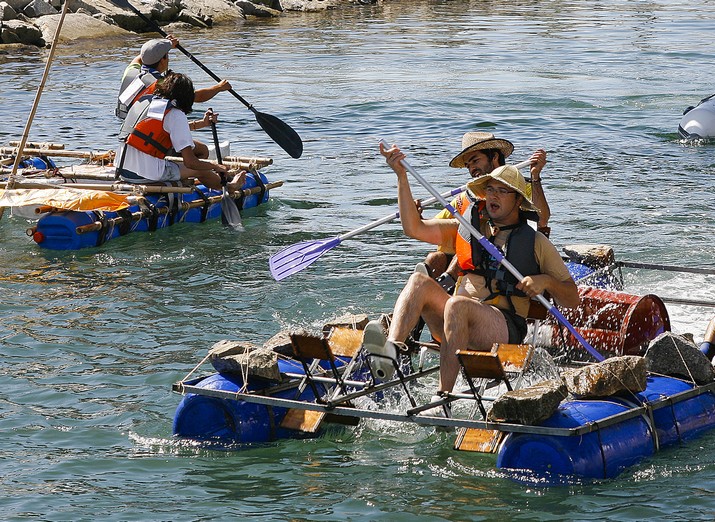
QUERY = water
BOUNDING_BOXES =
[1,0,715,519]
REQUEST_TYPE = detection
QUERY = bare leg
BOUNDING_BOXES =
[705,317,715,344]
[423,251,449,278]
[438,297,509,393]
[387,272,450,345]
[194,140,209,159]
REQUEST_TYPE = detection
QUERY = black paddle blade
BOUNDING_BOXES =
[255,111,303,159]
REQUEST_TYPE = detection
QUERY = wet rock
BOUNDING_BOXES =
[236,0,281,17]
[1,19,44,45]
[209,340,282,381]
[487,379,568,425]
[562,355,647,398]
[562,244,615,268]
[645,332,715,385]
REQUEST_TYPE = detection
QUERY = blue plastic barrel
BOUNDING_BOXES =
[33,173,271,250]
[617,375,715,447]
[496,399,655,480]
[173,358,329,444]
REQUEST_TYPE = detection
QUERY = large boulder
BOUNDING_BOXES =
[645,332,715,385]
[179,0,247,24]
[5,0,29,12]
[562,355,647,398]
[34,12,129,42]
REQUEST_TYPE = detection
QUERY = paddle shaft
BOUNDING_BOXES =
[338,158,532,243]
[380,140,604,362]
[0,0,69,220]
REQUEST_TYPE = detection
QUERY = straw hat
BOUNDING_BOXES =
[467,165,539,213]
[448,132,514,169]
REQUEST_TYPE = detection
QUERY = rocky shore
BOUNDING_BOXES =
[0,0,378,48]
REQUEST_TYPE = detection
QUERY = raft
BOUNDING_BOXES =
[27,172,277,250]
[678,95,715,139]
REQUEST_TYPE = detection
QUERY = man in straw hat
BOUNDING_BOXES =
[362,143,579,405]
[418,132,550,289]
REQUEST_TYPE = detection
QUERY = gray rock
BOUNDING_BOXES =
[1,19,43,45]
[487,379,568,425]
[322,313,369,335]
[209,340,281,381]
[23,0,57,17]
[5,0,28,11]
[645,332,715,385]
[562,244,615,268]
[34,12,128,43]
[562,355,647,398]
[1,2,19,21]
[236,0,281,17]
[263,330,294,357]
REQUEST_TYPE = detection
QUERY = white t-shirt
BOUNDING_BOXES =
[116,106,194,181]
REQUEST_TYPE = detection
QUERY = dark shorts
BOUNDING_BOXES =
[498,308,528,344]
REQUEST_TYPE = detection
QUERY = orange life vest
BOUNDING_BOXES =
[119,95,174,159]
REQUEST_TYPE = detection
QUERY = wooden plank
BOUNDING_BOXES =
[280,408,326,433]
[327,326,363,358]
[495,344,533,371]
[454,428,504,452]
[456,350,506,381]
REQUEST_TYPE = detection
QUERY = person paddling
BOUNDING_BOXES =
[363,142,579,411]
[417,132,551,293]
[116,37,232,159]
[115,72,244,192]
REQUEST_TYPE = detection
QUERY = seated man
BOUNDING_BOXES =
[366,142,580,403]
[421,132,550,289]
[115,72,244,191]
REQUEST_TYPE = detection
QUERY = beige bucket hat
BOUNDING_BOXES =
[467,165,539,213]
[449,132,514,169]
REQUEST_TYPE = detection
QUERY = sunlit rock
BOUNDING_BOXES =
[645,331,715,385]
[487,379,568,424]
[562,355,647,398]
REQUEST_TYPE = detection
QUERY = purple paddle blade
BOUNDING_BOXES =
[269,237,342,281]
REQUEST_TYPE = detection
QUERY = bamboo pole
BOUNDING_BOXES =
[75,181,284,234]
[8,141,65,150]
[0,147,272,170]
[0,0,70,221]
[1,181,198,194]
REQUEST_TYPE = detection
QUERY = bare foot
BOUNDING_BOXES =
[226,171,247,194]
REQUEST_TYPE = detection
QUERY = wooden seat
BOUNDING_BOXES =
[280,327,363,433]
[454,343,533,453]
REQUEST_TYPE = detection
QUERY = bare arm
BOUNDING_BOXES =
[195,80,232,103]
[379,142,454,246]
[528,149,551,227]
[517,275,580,308]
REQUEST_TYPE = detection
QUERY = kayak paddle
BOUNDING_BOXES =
[269,158,531,281]
[209,111,242,228]
[109,0,303,159]
[379,139,604,362]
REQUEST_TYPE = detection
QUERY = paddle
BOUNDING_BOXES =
[269,159,532,281]
[108,0,303,159]
[209,109,242,228]
[379,140,605,362]
[0,0,69,221]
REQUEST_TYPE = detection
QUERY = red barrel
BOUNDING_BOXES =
[543,287,670,356]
